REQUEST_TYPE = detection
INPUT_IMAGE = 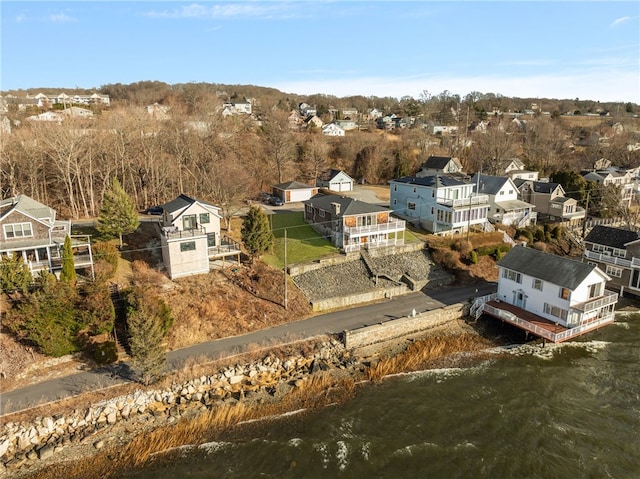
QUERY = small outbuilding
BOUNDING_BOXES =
[271,181,318,203]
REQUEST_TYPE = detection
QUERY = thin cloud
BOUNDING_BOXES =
[610,16,632,28]
[145,2,300,20]
[49,13,76,23]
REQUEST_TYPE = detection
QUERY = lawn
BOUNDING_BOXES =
[262,212,338,268]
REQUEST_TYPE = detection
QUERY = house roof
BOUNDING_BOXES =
[497,246,598,290]
[161,194,218,214]
[583,225,640,249]
[392,175,467,188]
[273,181,316,191]
[420,156,457,170]
[514,179,562,194]
[318,169,353,182]
[304,194,389,216]
[0,194,55,222]
[471,174,510,195]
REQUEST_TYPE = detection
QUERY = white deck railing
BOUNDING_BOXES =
[344,219,406,236]
[584,250,631,268]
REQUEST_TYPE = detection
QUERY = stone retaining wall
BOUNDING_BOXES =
[0,339,349,475]
[310,285,407,312]
[343,303,469,349]
[288,242,425,276]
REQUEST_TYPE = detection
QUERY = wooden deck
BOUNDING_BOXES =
[481,300,614,343]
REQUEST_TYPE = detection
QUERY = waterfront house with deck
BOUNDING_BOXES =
[471,246,618,343]
[389,175,490,235]
[583,225,640,298]
[0,195,93,279]
[159,194,240,279]
[303,194,405,253]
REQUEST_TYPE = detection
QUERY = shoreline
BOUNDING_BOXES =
[4,318,495,479]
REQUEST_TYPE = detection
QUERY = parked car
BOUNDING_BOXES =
[145,206,163,215]
[269,196,285,206]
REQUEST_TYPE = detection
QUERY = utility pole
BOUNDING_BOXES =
[283,228,288,310]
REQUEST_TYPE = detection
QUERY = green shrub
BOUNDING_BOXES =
[552,226,564,239]
[470,250,479,264]
[534,228,545,242]
[545,231,552,243]
[92,242,119,280]
[94,341,118,365]
[0,254,33,293]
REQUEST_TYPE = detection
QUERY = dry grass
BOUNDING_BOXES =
[31,373,356,479]
[366,332,493,381]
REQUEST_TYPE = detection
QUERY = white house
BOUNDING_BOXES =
[389,175,490,235]
[321,123,345,137]
[316,169,355,192]
[26,111,63,123]
[159,194,240,279]
[472,246,618,343]
[471,174,536,227]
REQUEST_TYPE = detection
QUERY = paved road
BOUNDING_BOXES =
[0,282,496,416]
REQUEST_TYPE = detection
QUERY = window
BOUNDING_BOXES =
[306,204,312,213]
[199,213,210,224]
[408,202,416,211]
[394,185,397,192]
[502,269,522,283]
[3,223,33,238]
[532,278,543,290]
[207,234,216,248]
[413,187,417,193]
[559,287,570,300]
[606,264,623,278]
[319,209,325,217]
[183,214,197,230]
[612,248,626,258]
[393,199,397,206]
[543,303,568,321]
[180,241,196,252]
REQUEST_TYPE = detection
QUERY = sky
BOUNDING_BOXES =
[1,1,639,103]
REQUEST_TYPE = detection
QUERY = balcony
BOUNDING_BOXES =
[161,226,206,240]
[344,219,406,236]
[584,249,631,268]
[572,290,618,313]
[439,194,489,207]
[562,207,586,220]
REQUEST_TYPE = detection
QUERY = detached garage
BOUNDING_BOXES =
[272,181,318,203]
[316,169,355,192]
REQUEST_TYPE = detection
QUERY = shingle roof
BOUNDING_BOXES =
[421,156,454,170]
[273,181,316,190]
[497,245,597,290]
[318,169,352,182]
[584,225,640,249]
[304,194,389,216]
[392,175,466,188]
[0,195,54,222]
[471,174,510,195]
[162,194,217,214]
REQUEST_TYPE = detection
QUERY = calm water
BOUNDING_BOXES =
[124,315,640,479]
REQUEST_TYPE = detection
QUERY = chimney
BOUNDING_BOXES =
[331,202,340,215]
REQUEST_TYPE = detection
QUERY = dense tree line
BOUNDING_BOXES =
[1,82,639,220]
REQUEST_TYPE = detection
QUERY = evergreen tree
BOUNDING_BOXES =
[241,206,274,261]
[0,254,32,293]
[125,287,169,385]
[5,280,82,357]
[60,235,76,285]
[96,178,140,248]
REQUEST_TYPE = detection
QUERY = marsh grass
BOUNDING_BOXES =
[366,332,493,381]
